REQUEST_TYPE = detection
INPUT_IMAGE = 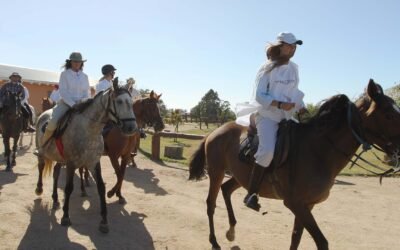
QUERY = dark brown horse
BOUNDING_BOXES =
[104,91,164,203]
[189,80,400,250]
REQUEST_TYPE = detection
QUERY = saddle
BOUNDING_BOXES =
[239,114,298,169]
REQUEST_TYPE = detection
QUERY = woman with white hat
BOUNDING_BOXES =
[238,32,307,211]
[35,52,90,155]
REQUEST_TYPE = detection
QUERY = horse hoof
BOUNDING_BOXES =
[61,217,71,227]
[5,167,11,172]
[107,190,114,198]
[35,187,43,196]
[99,223,109,233]
[81,191,88,197]
[226,227,236,241]
[53,201,60,210]
[119,197,127,205]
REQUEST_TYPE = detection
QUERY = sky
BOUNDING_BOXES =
[1,0,399,110]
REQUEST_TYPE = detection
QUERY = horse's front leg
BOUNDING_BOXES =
[3,137,11,171]
[286,201,327,250]
[61,165,75,227]
[116,157,128,204]
[11,137,18,166]
[107,156,121,199]
[94,162,108,233]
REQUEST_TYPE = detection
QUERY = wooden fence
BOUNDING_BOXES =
[146,131,205,160]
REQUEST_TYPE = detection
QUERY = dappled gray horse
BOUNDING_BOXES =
[35,78,137,233]
[1,91,24,171]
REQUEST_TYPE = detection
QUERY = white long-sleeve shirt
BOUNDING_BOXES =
[22,86,29,104]
[50,89,61,103]
[235,60,305,124]
[59,69,90,107]
[95,79,112,94]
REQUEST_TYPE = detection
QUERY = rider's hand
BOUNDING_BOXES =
[279,102,295,111]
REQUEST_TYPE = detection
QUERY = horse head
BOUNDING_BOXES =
[107,77,138,135]
[3,91,22,117]
[357,79,400,158]
[134,90,165,132]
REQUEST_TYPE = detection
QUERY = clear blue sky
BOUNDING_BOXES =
[1,0,399,110]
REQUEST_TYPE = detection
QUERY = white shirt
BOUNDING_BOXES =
[95,78,112,94]
[22,86,29,104]
[59,69,90,107]
[50,89,61,103]
[236,60,305,124]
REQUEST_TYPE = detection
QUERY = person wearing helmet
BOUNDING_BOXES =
[95,64,117,94]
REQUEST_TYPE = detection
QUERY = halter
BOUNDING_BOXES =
[101,88,136,127]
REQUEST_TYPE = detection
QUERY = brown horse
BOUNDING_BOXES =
[41,97,54,113]
[104,91,164,203]
[189,79,400,250]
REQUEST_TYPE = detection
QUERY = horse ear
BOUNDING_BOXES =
[157,93,162,100]
[367,79,383,102]
[113,77,119,90]
[150,90,155,98]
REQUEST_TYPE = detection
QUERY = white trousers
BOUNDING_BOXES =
[47,100,70,132]
[254,115,279,168]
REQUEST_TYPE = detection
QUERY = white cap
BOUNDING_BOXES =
[274,32,303,45]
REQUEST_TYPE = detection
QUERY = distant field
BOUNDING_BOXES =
[141,122,395,176]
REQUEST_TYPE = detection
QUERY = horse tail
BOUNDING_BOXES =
[189,136,208,180]
[43,158,54,177]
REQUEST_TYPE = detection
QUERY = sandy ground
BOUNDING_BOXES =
[0,134,400,250]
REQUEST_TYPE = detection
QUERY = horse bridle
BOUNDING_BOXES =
[345,101,400,180]
[101,88,136,127]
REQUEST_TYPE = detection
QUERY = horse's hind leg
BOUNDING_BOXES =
[35,157,45,195]
[206,168,225,250]
[61,165,75,227]
[221,177,241,242]
[52,163,62,209]
[79,167,88,197]
[94,162,109,233]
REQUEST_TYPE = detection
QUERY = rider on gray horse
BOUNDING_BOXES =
[0,72,35,132]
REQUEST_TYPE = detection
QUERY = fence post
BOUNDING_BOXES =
[151,133,161,160]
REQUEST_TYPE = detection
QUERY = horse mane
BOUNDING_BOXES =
[72,90,105,113]
[302,94,350,132]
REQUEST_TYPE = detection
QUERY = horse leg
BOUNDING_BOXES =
[116,158,128,204]
[287,202,328,250]
[207,169,225,250]
[3,137,11,171]
[94,162,109,233]
[221,177,241,242]
[107,156,121,199]
[290,216,305,250]
[84,167,90,187]
[11,137,18,166]
[79,167,88,197]
[35,157,45,195]
[19,132,23,148]
[52,163,62,209]
[61,165,75,227]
